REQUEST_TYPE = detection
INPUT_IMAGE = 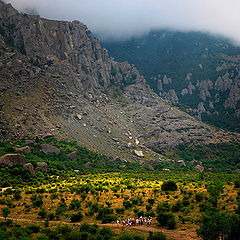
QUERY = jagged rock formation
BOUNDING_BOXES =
[0,1,240,163]
[0,154,27,167]
[103,30,240,132]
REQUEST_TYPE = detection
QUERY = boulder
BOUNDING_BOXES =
[162,168,171,172]
[126,143,134,149]
[41,144,60,155]
[42,133,54,140]
[75,114,82,120]
[189,160,202,166]
[23,163,35,175]
[195,165,204,172]
[133,150,144,157]
[83,162,93,168]
[68,151,78,161]
[176,160,186,167]
[36,162,48,172]
[0,154,27,167]
[15,146,31,155]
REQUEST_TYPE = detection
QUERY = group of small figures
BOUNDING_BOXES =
[117,216,152,226]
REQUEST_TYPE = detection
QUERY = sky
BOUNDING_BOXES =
[5,0,240,43]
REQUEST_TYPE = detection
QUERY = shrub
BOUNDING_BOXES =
[172,200,182,212]
[161,181,178,191]
[96,207,113,220]
[30,194,43,207]
[123,200,132,209]
[146,204,152,212]
[13,190,22,201]
[148,198,155,205]
[80,223,98,234]
[70,211,83,222]
[69,199,81,210]
[102,214,117,224]
[147,231,166,240]
[118,233,144,240]
[156,212,176,229]
[156,202,170,214]
[115,207,125,214]
[195,192,205,202]
[182,196,190,206]
[26,224,41,233]
[234,179,240,188]
[38,207,47,219]
[1,207,10,220]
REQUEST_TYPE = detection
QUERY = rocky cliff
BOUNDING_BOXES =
[103,30,240,132]
[0,1,239,163]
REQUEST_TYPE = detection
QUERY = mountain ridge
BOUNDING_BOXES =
[103,30,240,132]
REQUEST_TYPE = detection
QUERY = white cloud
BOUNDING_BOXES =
[5,0,240,43]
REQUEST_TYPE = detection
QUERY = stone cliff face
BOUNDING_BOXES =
[0,1,239,162]
[0,1,143,91]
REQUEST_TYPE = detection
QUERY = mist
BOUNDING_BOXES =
[5,0,240,44]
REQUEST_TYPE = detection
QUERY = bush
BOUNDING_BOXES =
[118,233,144,240]
[38,207,47,219]
[96,207,113,220]
[115,207,125,214]
[156,212,176,229]
[80,223,98,234]
[156,202,170,214]
[195,192,205,202]
[123,200,132,209]
[26,224,41,233]
[30,194,43,207]
[172,200,182,212]
[148,198,155,205]
[70,211,83,222]
[102,214,117,224]
[182,196,190,206]
[161,181,178,191]
[69,199,81,210]
[147,231,167,240]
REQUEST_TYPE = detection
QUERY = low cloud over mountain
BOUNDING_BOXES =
[5,0,240,43]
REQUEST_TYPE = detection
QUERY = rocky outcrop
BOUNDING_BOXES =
[15,146,31,155]
[176,160,186,167]
[68,151,78,161]
[23,163,35,175]
[0,154,26,167]
[195,165,204,172]
[41,144,60,155]
[133,150,144,157]
[36,162,48,172]
[189,160,202,166]
[83,162,93,168]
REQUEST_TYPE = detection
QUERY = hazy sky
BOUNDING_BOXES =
[5,0,240,43]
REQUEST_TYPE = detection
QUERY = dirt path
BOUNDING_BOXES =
[0,217,199,240]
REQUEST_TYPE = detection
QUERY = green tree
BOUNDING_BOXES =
[161,181,178,191]
[1,207,10,220]
[207,180,224,207]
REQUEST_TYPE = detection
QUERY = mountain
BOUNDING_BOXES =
[0,1,239,166]
[103,30,240,132]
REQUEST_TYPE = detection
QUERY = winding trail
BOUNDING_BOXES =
[0,217,199,240]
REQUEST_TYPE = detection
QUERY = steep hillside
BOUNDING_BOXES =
[103,30,240,132]
[0,1,239,166]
